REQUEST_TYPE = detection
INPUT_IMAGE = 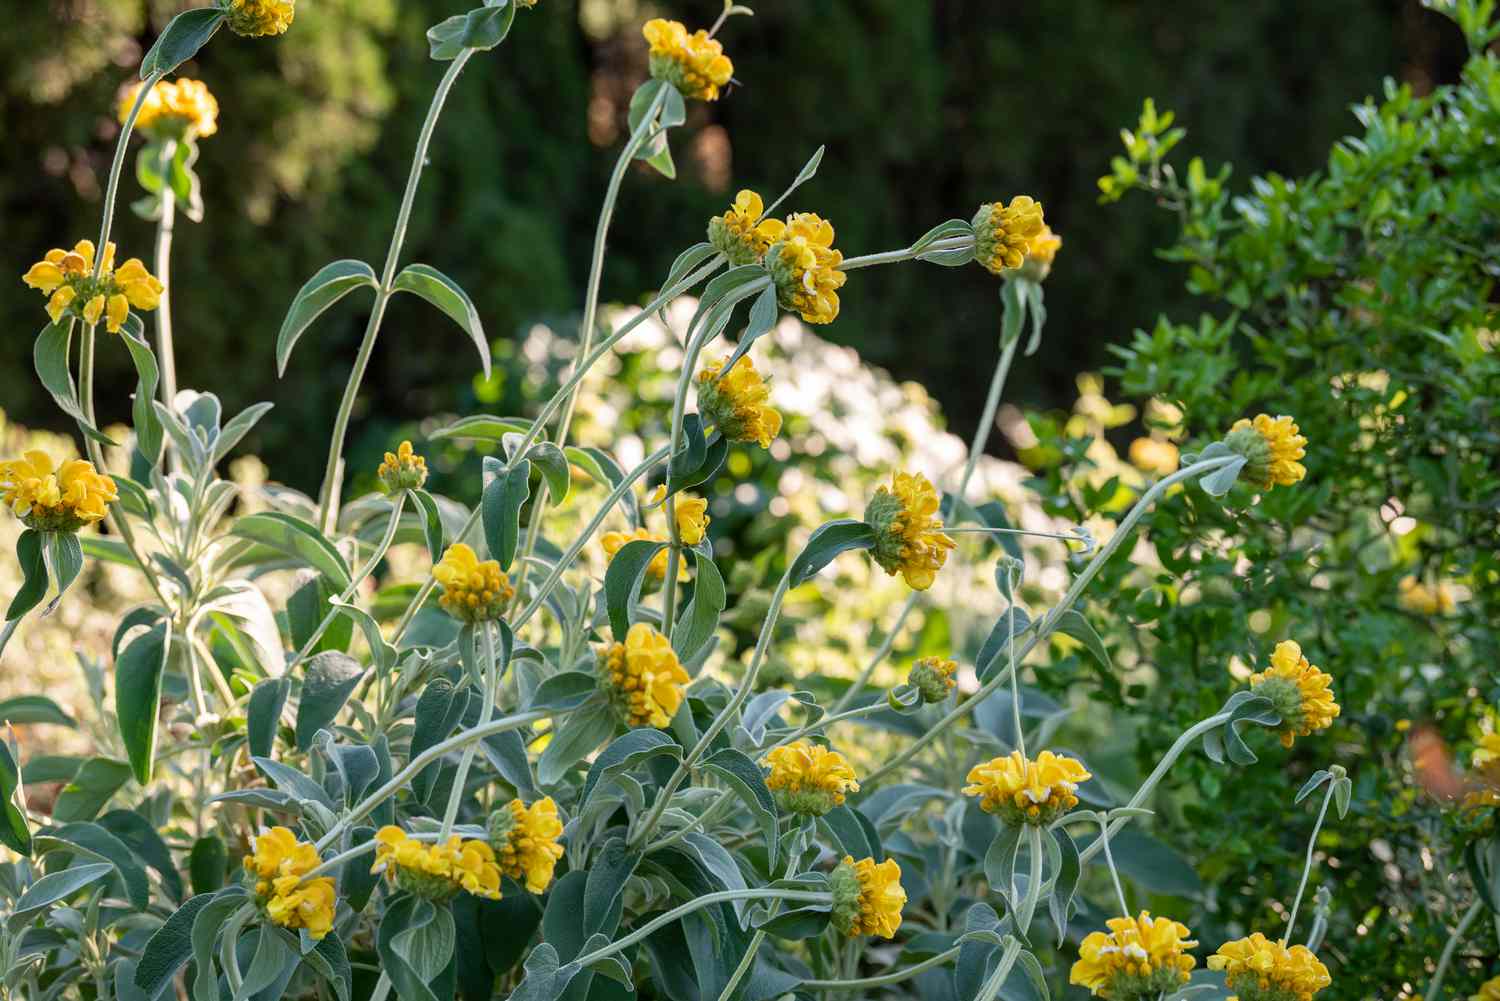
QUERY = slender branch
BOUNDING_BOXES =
[152,139,179,408]
[800,945,962,991]
[1098,817,1130,916]
[93,72,162,279]
[974,937,1024,1001]
[1425,899,1483,1001]
[1284,780,1335,943]
[439,624,498,836]
[838,235,974,272]
[316,51,474,533]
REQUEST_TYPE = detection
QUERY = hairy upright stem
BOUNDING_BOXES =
[1284,780,1335,943]
[152,140,179,408]
[94,73,162,280]
[439,624,498,836]
[1425,899,1483,1001]
[800,946,962,991]
[316,51,474,533]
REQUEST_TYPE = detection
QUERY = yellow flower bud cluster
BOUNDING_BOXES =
[864,471,955,591]
[643,18,733,102]
[487,797,566,894]
[598,622,691,728]
[22,239,163,334]
[829,855,906,939]
[224,0,295,37]
[1207,933,1331,1001]
[377,440,428,494]
[243,827,336,940]
[963,750,1091,826]
[1070,912,1199,999]
[434,543,514,623]
[0,450,117,532]
[762,740,860,817]
[696,356,784,449]
[120,78,219,140]
[372,826,502,901]
[1249,640,1339,748]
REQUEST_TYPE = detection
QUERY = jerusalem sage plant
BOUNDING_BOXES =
[0,1,1372,999]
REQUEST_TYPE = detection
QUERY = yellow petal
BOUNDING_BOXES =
[46,286,77,323]
[82,294,105,325]
[122,278,162,310]
[106,294,129,333]
[23,261,65,292]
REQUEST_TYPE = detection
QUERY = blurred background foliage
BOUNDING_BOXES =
[0,0,1468,491]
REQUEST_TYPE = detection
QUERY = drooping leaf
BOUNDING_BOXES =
[295,651,365,751]
[603,538,669,639]
[34,322,112,444]
[231,512,352,590]
[275,260,378,377]
[701,748,779,870]
[391,264,491,378]
[482,459,531,571]
[786,519,877,587]
[116,623,171,783]
[580,730,681,808]
[139,8,225,79]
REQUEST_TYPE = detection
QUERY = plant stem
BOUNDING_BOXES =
[316,51,474,534]
[570,889,831,970]
[1098,816,1130,916]
[94,73,162,280]
[439,624,498,836]
[152,139,179,409]
[973,937,1024,1001]
[315,707,549,850]
[838,236,973,272]
[1425,899,1483,1001]
[1283,779,1335,943]
[800,945,962,991]
[862,455,1238,787]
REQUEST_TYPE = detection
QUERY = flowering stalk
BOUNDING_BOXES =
[838,236,974,272]
[1284,777,1336,942]
[510,87,669,599]
[151,139,180,407]
[316,51,474,533]
[94,72,163,282]
[438,623,498,836]
[800,945,963,991]
[1424,899,1484,1001]
[1096,814,1131,916]
[862,454,1240,787]
[973,936,1025,1001]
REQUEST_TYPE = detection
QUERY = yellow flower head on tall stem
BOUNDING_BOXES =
[488,797,566,893]
[963,750,1091,826]
[0,450,117,532]
[830,855,906,939]
[22,239,163,334]
[223,0,295,37]
[765,212,847,325]
[643,18,733,101]
[377,440,428,494]
[762,740,860,816]
[372,827,503,901]
[598,622,691,728]
[1224,413,1307,489]
[243,826,336,939]
[696,355,783,449]
[973,196,1046,275]
[1207,933,1331,1001]
[433,543,514,623]
[1249,640,1339,748]
[121,78,219,140]
[1398,576,1457,616]
[601,526,688,582]
[864,471,956,591]
[1471,974,1500,1001]
[708,190,786,265]
[1070,912,1198,999]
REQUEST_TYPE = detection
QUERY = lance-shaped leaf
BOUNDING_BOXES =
[0,741,29,855]
[34,322,113,445]
[428,2,517,60]
[392,264,491,378]
[139,8,225,79]
[673,551,725,663]
[119,315,163,466]
[430,414,532,443]
[7,530,48,621]
[482,459,531,571]
[603,538,669,639]
[276,260,377,376]
[787,519,877,587]
[231,512,352,590]
[701,748,779,869]
[116,623,171,783]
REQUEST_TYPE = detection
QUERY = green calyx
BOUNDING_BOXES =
[393,866,460,903]
[907,660,955,704]
[22,511,85,533]
[828,858,863,937]
[1101,966,1191,1001]
[764,242,801,313]
[772,788,839,818]
[862,489,907,577]
[707,216,762,266]
[1222,424,1272,488]
[485,805,517,853]
[648,53,693,100]
[1250,675,1303,732]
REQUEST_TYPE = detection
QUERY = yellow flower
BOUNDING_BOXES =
[963,750,1091,826]
[1466,733,1500,811]
[1398,576,1457,615]
[433,543,514,623]
[643,18,733,101]
[0,450,117,532]
[1028,225,1062,267]
[830,856,906,939]
[1128,437,1180,476]
[243,826,336,939]
[22,239,163,334]
[1225,413,1307,489]
[488,797,565,893]
[372,826,502,901]
[762,740,860,816]
[708,190,786,265]
[1471,974,1500,1001]
[765,212,847,325]
[907,656,958,704]
[1207,933,1331,1001]
[601,526,688,582]
[121,78,219,140]
[598,622,690,728]
[864,471,956,591]
[1070,912,1199,999]
[1249,640,1339,748]
[377,440,428,494]
[696,355,783,449]
[673,493,710,546]
[224,0,295,37]
[973,196,1046,274]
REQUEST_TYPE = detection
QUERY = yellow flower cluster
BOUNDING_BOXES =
[864,471,956,591]
[22,239,163,334]
[1398,576,1457,615]
[643,18,733,102]
[766,212,847,325]
[830,855,906,939]
[973,196,1046,274]
[708,190,785,266]
[963,750,1091,826]
[1070,912,1198,999]
[372,827,502,901]
[1227,413,1307,489]
[488,797,565,894]
[1249,640,1339,748]
[601,526,689,582]
[1128,437,1180,476]
[762,740,860,816]
[907,656,958,703]
[1207,933,1331,1001]
[243,827,336,940]
[434,543,514,623]
[120,78,219,140]
[598,622,691,728]
[0,450,117,532]
[376,440,428,494]
[224,0,295,37]
[696,355,784,448]
[1472,975,1500,1001]
[1028,224,1062,267]
[673,492,710,546]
